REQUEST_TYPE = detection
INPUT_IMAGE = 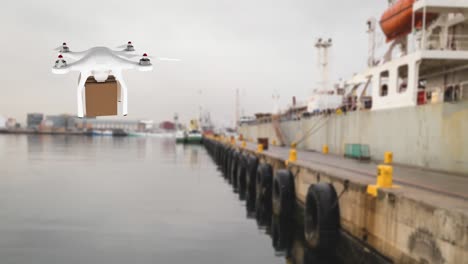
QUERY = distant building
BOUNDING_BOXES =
[6,118,17,129]
[138,120,154,132]
[159,121,175,130]
[75,118,140,131]
[44,114,77,131]
[27,113,44,129]
[0,116,5,129]
[45,115,68,128]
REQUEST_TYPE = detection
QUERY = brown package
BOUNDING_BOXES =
[85,76,118,117]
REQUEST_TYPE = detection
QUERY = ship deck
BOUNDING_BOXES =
[241,141,468,214]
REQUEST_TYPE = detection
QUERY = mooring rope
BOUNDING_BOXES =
[295,115,330,145]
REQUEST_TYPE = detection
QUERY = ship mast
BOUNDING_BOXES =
[235,88,240,129]
[315,38,333,92]
[174,113,179,131]
[272,91,280,114]
[367,17,377,67]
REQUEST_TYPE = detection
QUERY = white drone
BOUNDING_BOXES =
[51,41,178,117]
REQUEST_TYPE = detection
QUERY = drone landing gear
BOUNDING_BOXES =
[77,73,89,118]
[114,72,128,117]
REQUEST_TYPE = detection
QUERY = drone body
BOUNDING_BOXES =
[52,42,161,118]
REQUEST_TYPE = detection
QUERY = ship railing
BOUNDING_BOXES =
[417,33,468,52]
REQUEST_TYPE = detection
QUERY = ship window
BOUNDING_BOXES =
[380,71,389,97]
[397,65,408,93]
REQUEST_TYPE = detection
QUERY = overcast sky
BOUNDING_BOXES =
[0,0,385,125]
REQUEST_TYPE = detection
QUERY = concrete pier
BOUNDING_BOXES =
[204,137,468,264]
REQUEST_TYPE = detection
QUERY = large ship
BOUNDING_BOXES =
[240,0,468,174]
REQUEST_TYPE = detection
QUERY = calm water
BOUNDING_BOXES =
[0,135,314,264]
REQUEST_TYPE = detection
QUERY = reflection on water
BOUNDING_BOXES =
[0,135,340,263]
[26,135,151,161]
[0,135,292,264]
[252,204,339,264]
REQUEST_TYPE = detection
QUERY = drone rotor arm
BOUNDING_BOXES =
[51,59,85,74]
[61,51,88,61]
[113,51,139,59]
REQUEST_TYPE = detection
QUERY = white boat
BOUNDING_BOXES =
[102,130,113,136]
[175,130,186,143]
[186,130,203,144]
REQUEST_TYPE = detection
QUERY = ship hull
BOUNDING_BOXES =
[240,101,468,175]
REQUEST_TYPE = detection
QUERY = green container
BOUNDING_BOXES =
[344,144,370,160]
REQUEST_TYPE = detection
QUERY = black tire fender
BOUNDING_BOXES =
[304,183,340,252]
[230,151,240,188]
[272,169,295,217]
[245,155,259,211]
[224,148,233,177]
[255,163,273,213]
[236,153,247,198]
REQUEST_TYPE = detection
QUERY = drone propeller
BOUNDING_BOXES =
[138,53,180,61]
[118,41,136,51]
[53,42,70,52]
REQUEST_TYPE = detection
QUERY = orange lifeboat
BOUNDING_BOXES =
[380,0,437,42]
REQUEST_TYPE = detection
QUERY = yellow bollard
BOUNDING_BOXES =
[367,164,396,197]
[289,148,297,162]
[377,165,393,187]
[241,141,246,148]
[322,144,329,154]
[384,152,393,164]
[286,142,297,165]
[257,143,264,153]
[272,139,277,146]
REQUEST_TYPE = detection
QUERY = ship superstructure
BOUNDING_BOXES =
[345,0,468,111]
[241,0,468,174]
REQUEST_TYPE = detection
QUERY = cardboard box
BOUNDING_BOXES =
[85,76,118,117]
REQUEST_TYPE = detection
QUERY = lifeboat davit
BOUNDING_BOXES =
[380,0,437,42]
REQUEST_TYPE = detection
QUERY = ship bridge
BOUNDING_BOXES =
[347,0,468,111]
[412,0,468,55]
